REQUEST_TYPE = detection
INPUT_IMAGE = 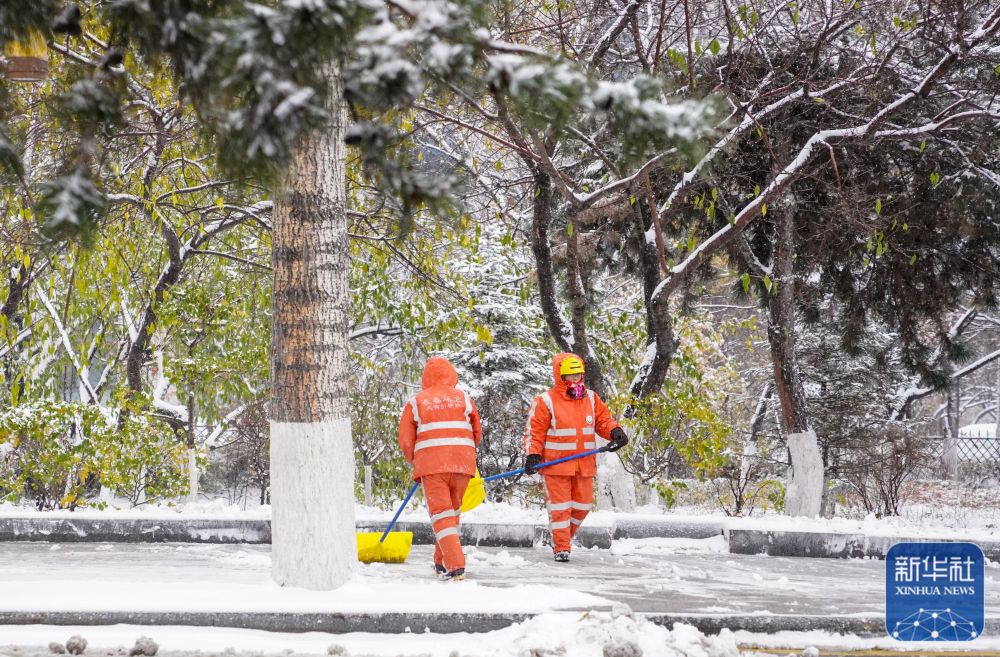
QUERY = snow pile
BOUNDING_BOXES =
[610,536,728,556]
[1,618,743,657]
[490,612,741,657]
[464,547,528,568]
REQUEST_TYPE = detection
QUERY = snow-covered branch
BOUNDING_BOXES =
[650,6,1000,307]
[35,287,99,404]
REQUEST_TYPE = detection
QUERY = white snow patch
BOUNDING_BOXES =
[610,535,729,556]
[464,546,529,568]
[0,616,743,656]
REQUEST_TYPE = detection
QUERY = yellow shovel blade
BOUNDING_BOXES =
[461,470,485,513]
[357,531,413,564]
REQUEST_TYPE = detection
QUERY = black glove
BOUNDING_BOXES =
[524,453,542,475]
[607,427,629,452]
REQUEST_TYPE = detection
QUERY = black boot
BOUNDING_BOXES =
[553,551,570,563]
[443,567,466,581]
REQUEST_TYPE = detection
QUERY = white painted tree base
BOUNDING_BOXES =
[595,451,636,512]
[270,420,355,590]
[784,429,823,517]
[187,447,199,501]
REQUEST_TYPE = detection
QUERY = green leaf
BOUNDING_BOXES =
[875,198,882,215]
[909,254,917,265]
[629,195,636,205]
[763,275,773,293]
[929,171,940,187]
[566,222,574,237]
[754,184,761,197]
[760,203,767,217]
[740,272,751,294]
[709,39,721,55]
[494,159,503,171]
[475,325,493,345]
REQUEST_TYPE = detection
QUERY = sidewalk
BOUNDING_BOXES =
[2,539,998,638]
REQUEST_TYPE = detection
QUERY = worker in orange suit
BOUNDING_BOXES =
[523,353,628,562]
[398,357,482,580]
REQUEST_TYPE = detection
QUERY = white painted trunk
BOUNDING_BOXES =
[941,437,960,478]
[739,434,758,484]
[364,464,373,507]
[595,452,636,511]
[270,421,355,590]
[784,430,823,517]
[187,448,199,500]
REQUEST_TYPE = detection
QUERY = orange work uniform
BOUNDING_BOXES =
[523,352,621,554]
[398,357,482,572]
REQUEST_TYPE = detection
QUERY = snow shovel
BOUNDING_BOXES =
[357,481,419,564]
[460,468,486,513]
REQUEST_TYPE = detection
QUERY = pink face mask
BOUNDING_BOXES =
[567,381,587,399]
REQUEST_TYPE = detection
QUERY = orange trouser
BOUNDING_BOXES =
[541,473,594,553]
[421,473,471,571]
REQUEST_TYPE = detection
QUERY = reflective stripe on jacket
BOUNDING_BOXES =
[523,352,621,477]
[398,357,482,480]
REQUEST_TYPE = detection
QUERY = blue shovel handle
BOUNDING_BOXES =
[482,446,609,483]
[379,481,420,543]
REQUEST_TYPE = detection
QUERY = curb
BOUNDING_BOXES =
[727,529,1000,560]
[0,517,271,544]
[6,610,978,638]
[0,518,640,550]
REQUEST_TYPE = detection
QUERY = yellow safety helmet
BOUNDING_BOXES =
[559,355,586,377]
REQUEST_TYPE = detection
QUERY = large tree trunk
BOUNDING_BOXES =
[270,65,355,590]
[628,198,678,398]
[530,170,572,353]
[767,208,822,517]
[565,213,608,397]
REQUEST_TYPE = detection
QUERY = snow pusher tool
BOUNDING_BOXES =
[460,468,486,512]
[460,446,611,513]
[357,481,418,563]
[483,446,610,483]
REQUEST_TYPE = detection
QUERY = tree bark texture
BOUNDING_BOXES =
[565,214,607,397]
[270,65,355,590]
[530,170,572,354]
[767,210,809,435]
[629,199,678,399]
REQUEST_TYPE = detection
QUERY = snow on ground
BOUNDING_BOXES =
[8,621,1000,656]
[1,552,607,615]
[610,535,729,556]
[734,628,1000,654]
[0,615,743,657]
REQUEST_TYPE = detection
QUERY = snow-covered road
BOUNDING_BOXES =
[4,536,990,617]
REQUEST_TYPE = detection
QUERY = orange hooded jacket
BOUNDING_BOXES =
[523,352,621,477]
[398,357,482,480]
